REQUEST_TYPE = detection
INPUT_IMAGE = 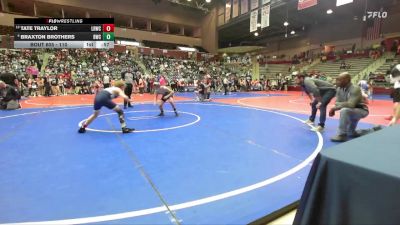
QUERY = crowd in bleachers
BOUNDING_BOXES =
[0,49,43,76]
[0,48,331,100]
[2,39,399,101]
[44,49,145,95]
[1,48,261,98]
[0,49,148,97]
[222,55,252,65]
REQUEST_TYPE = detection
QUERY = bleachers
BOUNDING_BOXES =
[372,56,399,87]
[374,57,399,75]
[308,57,373,78]
[260,64,290,78]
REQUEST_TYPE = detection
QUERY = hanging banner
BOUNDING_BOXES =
[298,0,318,10]
[225,0,231,22]
[261,4,270,28]
[241,0,248,14]
[262,0,270,5]
[250,10,258,32]
[232,0,239,18]
[251,0,259,10]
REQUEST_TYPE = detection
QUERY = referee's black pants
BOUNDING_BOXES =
[124,83,133,108]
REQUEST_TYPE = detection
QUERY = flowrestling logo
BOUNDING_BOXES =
[367,11,388,19]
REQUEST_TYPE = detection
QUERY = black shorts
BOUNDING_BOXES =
[161,93,173,102]
[393,88,400,103]
[94,90,116,110]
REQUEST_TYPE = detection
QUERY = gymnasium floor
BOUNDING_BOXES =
[0,91,393,225]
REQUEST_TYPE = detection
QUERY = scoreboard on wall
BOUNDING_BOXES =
[14,18,114,49]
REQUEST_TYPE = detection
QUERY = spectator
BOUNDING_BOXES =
[391,40,398,55]
[204,74,211,100]
[340,61,346,69]
[340,60,351,69]
[380,40,386,53]
[397,43,400,57]
[103,73,110,88]
[358,79,370,99]
[50,76,60,96]
[159,74,167,86]
[43,76,51,97]
[195,80,206,101]
[138,76,145,95]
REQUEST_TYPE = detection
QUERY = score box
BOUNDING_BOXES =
[102,24,114,32]
[102,32,115,41]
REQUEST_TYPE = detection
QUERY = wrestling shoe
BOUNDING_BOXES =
[311,125,324,132]
[122,127,135,133]
[303,119,314,125]
[78,127,86,133]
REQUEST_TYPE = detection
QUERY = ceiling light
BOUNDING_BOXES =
[283,21,289,27]
[327,9,333,14]
[337,0,353,7]
[257,23,261,27]
[254,32,259,37]
[206,0,211,2]
[290,30,295,35]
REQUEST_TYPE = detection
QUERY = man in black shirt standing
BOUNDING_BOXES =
[122,68,134,109]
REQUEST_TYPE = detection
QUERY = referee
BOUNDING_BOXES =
[122,68,134,109]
